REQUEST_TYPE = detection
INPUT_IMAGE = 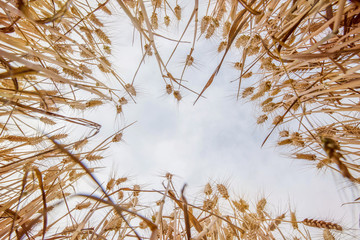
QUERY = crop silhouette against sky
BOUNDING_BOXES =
[0,0,359,239]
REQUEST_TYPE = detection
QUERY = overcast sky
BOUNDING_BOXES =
[81,2,359,230]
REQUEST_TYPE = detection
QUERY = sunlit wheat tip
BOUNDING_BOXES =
[268,222,276,231]
[28,136,43,145]
[79,64,92,74]
[80,45,95,58]
[54,44,73,54]
[217,184,229,199]
[235,35,250,48]
[186,55,194,66]
[283,93,294,101]
[251,92,264,103]
[257,114,268,124]
[275,213,286,225]
[260,81,272,92]
[107,178,115,191]
[98,64,110,72]
[116,105,123,114]
[100,56,111,66]
[112,133,123,142]
[86,99,103,108]
[201,16,211,34]
[151,0,161,7]
[272,115,283,125]
[119,97,128,105]
[290,132,305,147]
[279,130,289,137]
[233,199,249,212]
[100,4,112,15]
[204,183,212,195]
[218,41,227,52]
[289,211,299,229]
[74,139,88,150]
[302,218,342,231]
[85,154,104,161]
[173,90,182,101]
[295,153,316,161]
[104,216,123,231]
[247,45,260,56]
[164,16,170,26]
[80,26,91,33]
[261,97,273,106]
[89,14,103,27]
[63,68,83,80]
[85,31,94,47]
[144,44,153,56]
[271,88,281,96]
[243,72,253,78]
[278,138,292,145]
[174,5,181,20]
[46,66,60,74]
[116,177,127,185]
[216,4,226,20]
[151,12,159,29]
[138,10,144,23]
[243,213,260,231]
[250,35,262,45]
[133,184,140,196]
[70,6,81,16]
[63,225,78,233]
[69,102,86,110]
[40,116,56,125]
[242,87,254,98]
[212,18,219,27]
[103,45,111,54]
[222,21,231,37]
[75,201,91,210]
[4,135,29,142]
[260,58,278,71]
[151,214,157,222]
[205,24,215,39]
[262,102,278,113]
[257,198,266,212]
[165,84,173,95]
[203,198,217,210]
[234,62,242,70]
[165,172,173,180]
[125,84,137,96]
[95,29,111,45]
[69,170,77,182]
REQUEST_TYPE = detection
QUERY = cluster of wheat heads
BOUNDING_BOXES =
[227,0,360,183]
[0,0,136,238]
[0,0,359,239]
[188,0,360,185]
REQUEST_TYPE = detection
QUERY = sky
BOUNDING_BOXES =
[80,0,359,231]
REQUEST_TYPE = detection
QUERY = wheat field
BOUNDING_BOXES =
[0,0,359,239]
